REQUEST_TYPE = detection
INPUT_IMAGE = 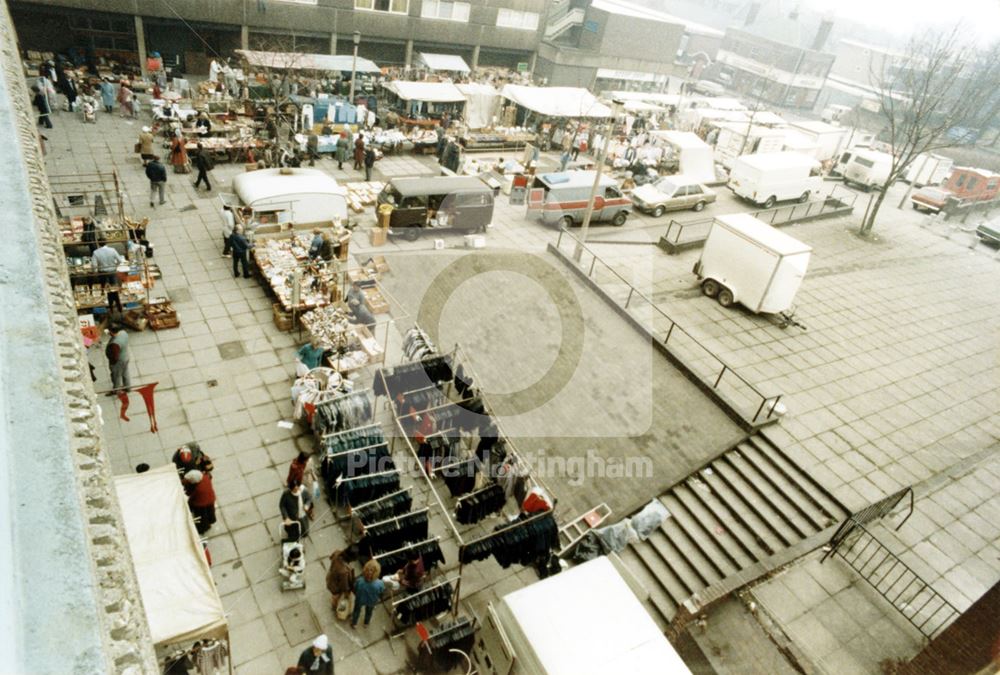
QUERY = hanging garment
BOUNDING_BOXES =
[427,617,476,650]
[455,483,506,525]
[357,510,430,557]
[402,327,437,361]
[453,364,474,398]
[312,391,373,435]
[336,470,401,507]
[458,513,558,567]
[374,356,454,398]
[441,457,478,498]
[376,539,445,576]
[321,444,392,490]
[354,489,412,523]
[319,425,384,454]
[395,581,453,625]
[193,640,228,675]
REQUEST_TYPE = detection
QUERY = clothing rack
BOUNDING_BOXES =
[320,423,382,441]
[357,508,430,556]
[352,488,411,521]
[359,506,429,533]
[390,576,457,628]
[374,536,445,576]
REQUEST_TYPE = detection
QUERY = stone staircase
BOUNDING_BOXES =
[620,431,849,627]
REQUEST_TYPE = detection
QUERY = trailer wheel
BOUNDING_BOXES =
[798,191,810,203]
[652,205,665,218]
[718,288,734,308]
[404,228,420,242]
[561,215,575,229]
[702,279,720,298]
[612,211,627,227]
[693,201,706,212]
[763,196,776,209]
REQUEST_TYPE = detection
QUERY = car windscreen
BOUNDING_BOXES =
[654,178,680,196]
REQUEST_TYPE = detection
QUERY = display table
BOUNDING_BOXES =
[251,232,349,314]
[300,304,385,374]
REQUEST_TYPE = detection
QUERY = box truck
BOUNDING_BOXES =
[472,556,691,675]
[904,153,953,187]
[728,151,823,209]
[787,120,847,162]
[714,122,787,169]
[842,148,893,190]
[648,130,716,184]
[693,213,812,314]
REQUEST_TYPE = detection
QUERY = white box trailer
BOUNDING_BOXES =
[649,130,716,184]
[221,167,349,228]
[728,151,823,209]
[787,120,846,162]
[472,556,691,675]
[904,153,953,187]
[694,213,812,314]
[714,122,787,169]
[842,148,893,190]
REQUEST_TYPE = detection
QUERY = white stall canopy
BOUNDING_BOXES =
[114,466,228,648]
[417,52,471,73]
[456,83,501,129]
[384,80,467,103]
[500,84,612,118]
[237,49,381,74]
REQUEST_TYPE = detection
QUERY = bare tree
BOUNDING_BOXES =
[861,28,1000,235]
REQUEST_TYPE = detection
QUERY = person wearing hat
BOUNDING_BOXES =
[296,634,333,674]
[138,127,156,166]
[171,442,214,477]
[183,469,216,534]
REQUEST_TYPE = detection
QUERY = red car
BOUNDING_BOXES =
[910,186,953,213]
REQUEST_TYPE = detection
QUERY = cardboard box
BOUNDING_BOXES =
[368,228,387,247]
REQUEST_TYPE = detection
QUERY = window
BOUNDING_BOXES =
[688,185,703,195]
[988,180,998,190]
[497,8,539,30]
[422,0,470,21]
[966,177,978,191]
[355,0,409,12]
[956,174,966,187]
[275,0,318,4]
[854,157,875,169]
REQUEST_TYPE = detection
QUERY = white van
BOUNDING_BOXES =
[842,149,893,191]
[904,153,953,187]
[728,151,822,209]
[220,167,349,227]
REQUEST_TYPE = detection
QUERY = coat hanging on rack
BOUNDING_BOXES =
[376,538,445,576]
[354,489,412,523]
[395,581,453,625]
[335,470,401,507]
[312,391,373,435]
[459,512,558,567]
[455,483,506,524]
[357,510,430,556]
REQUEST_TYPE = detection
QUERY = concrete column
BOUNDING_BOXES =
[404,39,413,70]
[329,32,337,55]
[241,25,249,50]
[134,15,148,78]
[529,50,538,78]
[471,44,480,70]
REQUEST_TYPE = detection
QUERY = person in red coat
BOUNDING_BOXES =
[184,470,217,534]
[354,135,365,171]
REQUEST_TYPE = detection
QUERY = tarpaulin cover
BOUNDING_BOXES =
[500,85,612,118]
[417,52,470,73]
[237,49,381,74]
[383,80,467,103]
[114,465,228,647]
[456,83,500,129]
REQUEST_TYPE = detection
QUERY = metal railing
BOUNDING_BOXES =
[822,487,914,563]
[831,522,960,639]
[661,184,860,250]
[552,228,782,425]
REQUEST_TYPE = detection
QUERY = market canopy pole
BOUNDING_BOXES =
[349,31,361,103]
[574,99,624,263]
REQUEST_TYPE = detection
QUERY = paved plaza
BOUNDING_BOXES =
[43,93,1000,673]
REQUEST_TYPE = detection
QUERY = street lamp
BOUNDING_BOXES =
[349,30,361,102]
[574,99,624,262]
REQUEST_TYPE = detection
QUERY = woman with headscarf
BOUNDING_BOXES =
[183,470,217,534]
[170,134,189,173]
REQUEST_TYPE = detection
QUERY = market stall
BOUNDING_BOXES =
[416,52,471,75]
[455,83,500,130]
[382,81,467,125]
[499,84,613,120]
[114,466,231,674]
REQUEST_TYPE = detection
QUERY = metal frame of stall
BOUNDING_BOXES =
[376,340,559,619]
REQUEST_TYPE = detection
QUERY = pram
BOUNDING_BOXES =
[80,96,97,124]
[280,520,306,591]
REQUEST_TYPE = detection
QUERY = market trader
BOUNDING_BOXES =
[171,443,214,477]
[91,238,125,312]
[105,324,131,395]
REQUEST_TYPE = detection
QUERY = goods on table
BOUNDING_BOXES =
[146,299,179,330]
[254,235,340,311]
[300,305,385,373]
[345,181,385,213]
[61,216,128,245]
[73,282,145,309]
[372,129,407,151]
[460,127,536,152]
[364,288,390,315]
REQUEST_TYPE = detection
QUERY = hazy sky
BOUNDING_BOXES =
[806,0,1000,40]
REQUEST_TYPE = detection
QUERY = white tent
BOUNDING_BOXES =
[114,466,229,652]
[500,84,612,118]
[383,80,467,103]
[456,83,501,129]
[417,52,471,73]
[237,49,381,74]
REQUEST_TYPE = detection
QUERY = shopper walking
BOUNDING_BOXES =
[336,129,352,170]
[138,126,156,166]
[99,78,115,114]
[169,135,189,173]
[145,156,167,207]
[229,225,251,278]
[351,559,385,628]
[117,83,135,118]
[296,635,333,674]
[193,143,213,191]
[353,135,365,170]
[32,85,53,128]
[105,325,131,395]
[325,550,355,613]
[183,470,217,534]
[286,451,318,516]
[364,146,377,181]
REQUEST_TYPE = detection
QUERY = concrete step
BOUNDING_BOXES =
[710,458,802,547]
[670,482,756,570]
[745,434,848,524]
[683,475,772,563]
[656,509,728,587]
[659,492,742,578]
[628,533,693,609]
[645,528,712,596]
[616,546,676,630]
[698,467,786,555]
[728,446,821,536]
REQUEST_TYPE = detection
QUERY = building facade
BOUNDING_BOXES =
[942,167,1000,202]
[9,0,554,74]
[714,26,835,109]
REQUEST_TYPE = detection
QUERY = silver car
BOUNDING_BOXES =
[631,176,717,218]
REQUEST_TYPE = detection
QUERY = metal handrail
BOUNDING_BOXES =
[822,486,914,563]
[554,227,782,423]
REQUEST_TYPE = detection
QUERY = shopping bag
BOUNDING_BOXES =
[134,141,141,153]
[336,594,353,621]
[295,360,310,378]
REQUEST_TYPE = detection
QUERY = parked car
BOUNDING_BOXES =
[977,219,1000,246]
[527,171,631,227]
[693,80,725,96]
[910,186,952,214]
[631,175,717,217]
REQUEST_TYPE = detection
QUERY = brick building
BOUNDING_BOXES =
[942,167,1000,203]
